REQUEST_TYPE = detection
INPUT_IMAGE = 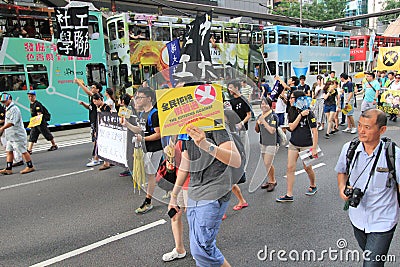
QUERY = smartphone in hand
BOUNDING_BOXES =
[168,206,180,218]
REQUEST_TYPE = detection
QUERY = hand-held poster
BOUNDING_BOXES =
[55,7,89,57]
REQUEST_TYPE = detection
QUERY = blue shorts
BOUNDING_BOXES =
[276,113,285,126]
[187,198,229,267]
[324,104,336,113]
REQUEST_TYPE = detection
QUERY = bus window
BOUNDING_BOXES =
[349,63,355,73]
[152,22,171,41]
[300,32,309,46]
[251,31,262,45]
[0,64,26,91]
[119,64,129,86]
[111,66,118,86]
[355,62,363,72]
[336,36,343,47]
[129,25,149,40]
[224,31,238,44]
[27,64,48,90]
[239,31,250,44]
[108,22,117,41]
[266,61,276,76]
[268,30,276,44]
[289,31,299,45]
[117,20,125,39]
[132,64,141,85]
[318,62,330,74]
[86,63,106,86]
[328,35,336,47]
[310,33,318,46]
[310,62,318,75]
[88,15,100,40]
[359,39,365,48]
[344,36,350,48]
[319,34,327,46]
[278,62,283,76]
[278,30,288,45]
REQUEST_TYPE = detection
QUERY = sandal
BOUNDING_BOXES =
[162,248,186,262]
[305,186,318,196]
[233,202,249,211]
[99,164,111,171]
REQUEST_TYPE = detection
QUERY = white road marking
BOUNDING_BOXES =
[0,169,94,191]
[283,163,326,178]
[0,138,91,158]
[30,219,167,267]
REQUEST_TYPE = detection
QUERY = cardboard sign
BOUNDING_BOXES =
[27,114,43,128]
[156,84,225,136]
[118,106,132,118]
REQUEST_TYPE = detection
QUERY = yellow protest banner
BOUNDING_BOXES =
[27,114,43,128]
[118,106,132,118]
[377,47,400,71]
[156,84,225,136]
[379,89,400,115]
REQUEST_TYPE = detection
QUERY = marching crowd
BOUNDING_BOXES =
[0,70,399,266]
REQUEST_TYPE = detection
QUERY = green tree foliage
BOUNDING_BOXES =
[378,0,400,24]
[271,0,347,25]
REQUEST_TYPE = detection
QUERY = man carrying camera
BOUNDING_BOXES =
[335,109,400,267]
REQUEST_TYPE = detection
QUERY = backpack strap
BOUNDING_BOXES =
[345,137,361,185]
[140,107,157,133]
[383,138,399,207]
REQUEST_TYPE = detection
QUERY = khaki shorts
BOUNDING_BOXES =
[177,190,188,208]
[288,142,311,152]
[260,144,279,155]
[144,150,163,175]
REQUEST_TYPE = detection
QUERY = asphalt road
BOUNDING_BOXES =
[0,109,399,267]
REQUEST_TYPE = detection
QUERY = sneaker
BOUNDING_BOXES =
[162,248,187,262]
[0,169,12,175]
[86,160,101,167]
[342,128,351,133]
[324,133,330,139]
[135,201,153,214]
[350,128,357,134]
[99,164,110,171]
[317,125,324,131]
[276,195,294,202]
[119,170,131,177]
[12,161,24,167]
[48,145,58,151]
[20,166,35,174]
[305,186,318,196]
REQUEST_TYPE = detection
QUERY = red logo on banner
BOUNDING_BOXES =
[194,85,216,106]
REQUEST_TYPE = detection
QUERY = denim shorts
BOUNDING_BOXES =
[324,104,337,113]
[187,198,229,267]
[276,113,285,126]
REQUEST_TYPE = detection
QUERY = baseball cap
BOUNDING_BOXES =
[27,90,36,95]
[0,93,11,102]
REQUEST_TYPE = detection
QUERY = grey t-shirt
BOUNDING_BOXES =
[258,112,278,146]
[187,129,232,201]
[5,103,27,142]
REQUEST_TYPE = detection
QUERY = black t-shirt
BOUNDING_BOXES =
[89,96,97,124]
[229,96,251,130]
[258,112,278,146]
[99,103,111,113]
[288,107,317,147]
[30,100,44,117]
[324,88,338,106]
[298,84,310,95]
[138,108,162,152]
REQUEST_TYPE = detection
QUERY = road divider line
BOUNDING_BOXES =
[0,169,94,191]
[30,219,167,267]
[283,163,326,178]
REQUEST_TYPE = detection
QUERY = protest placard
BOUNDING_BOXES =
[156,84,225,136]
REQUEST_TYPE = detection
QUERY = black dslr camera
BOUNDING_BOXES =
[344,187,364,208]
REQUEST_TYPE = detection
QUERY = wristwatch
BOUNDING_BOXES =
[208,144,216,153]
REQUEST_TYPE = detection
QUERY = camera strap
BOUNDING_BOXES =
[362,143,383,193]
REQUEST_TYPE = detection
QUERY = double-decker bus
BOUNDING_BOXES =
[0,1,107,126]
[349,35,400,85]
[106,13,264,93]
[262,25,350,84]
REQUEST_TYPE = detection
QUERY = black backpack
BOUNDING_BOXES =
[35,101,51,121]
[346,137,398,206]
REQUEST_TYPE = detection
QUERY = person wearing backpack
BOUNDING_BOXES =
[335,109,400,267]
[26,90,58,154]
[359,72,380,112]
[255,97,279,192]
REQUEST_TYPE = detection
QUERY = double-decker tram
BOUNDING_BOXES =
[0,1,107,126]
[106,12,265,93]
[262,25,350,83]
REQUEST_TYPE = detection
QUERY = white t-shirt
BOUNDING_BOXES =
[275,97,286,114]
[105,98,116,112]
[314,85,324,99]
[389,81,400,90]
